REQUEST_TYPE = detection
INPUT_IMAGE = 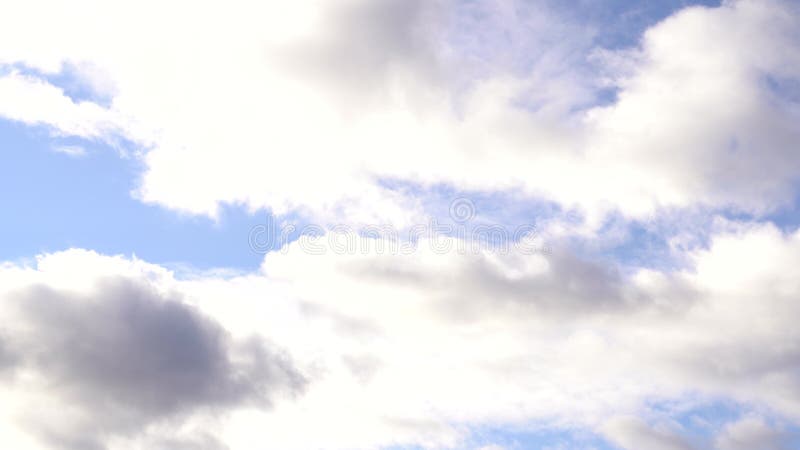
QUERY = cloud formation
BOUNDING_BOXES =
[2,222,798,448]
[0,256,304,449]
[0,0,799,223]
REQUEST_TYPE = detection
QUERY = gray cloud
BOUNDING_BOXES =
[277,0,446,100]
[3,277,305,449]
[715,417,797,450]
[0,334,17,373]
[347,247,697,323]
[146,433,231,450]
[602,417,696,450]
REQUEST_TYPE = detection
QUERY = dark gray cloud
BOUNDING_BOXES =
[4,277,305,449]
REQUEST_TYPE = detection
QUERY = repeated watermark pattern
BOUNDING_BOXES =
[248,198,550,256]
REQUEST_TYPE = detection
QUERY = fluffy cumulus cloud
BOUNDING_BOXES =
[0,0,799,222]
[2,223,800,448]
[0,251,304,450]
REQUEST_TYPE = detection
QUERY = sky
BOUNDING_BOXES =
[2,0,800,449]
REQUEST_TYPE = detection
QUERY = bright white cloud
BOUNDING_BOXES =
[0,0,798,223]
[0,72,123,139]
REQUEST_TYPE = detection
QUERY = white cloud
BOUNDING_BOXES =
[51,145,87,157]
[0,71,123,139]
[164,222,800,447]
[584,0,800,216]
[715,416,794,450]
[0,0,798,223]
[3,222,800,448]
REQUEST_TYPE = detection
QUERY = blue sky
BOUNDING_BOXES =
[0,119,267,271]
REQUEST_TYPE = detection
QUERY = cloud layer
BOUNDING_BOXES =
[0,0,799,222]
[2,224,800,448]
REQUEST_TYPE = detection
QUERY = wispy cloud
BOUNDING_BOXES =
[51,145,86,158]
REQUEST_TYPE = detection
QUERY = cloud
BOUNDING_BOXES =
[584,0,800,216]
[280,236,691,323]
[51,145,87,157]
[0,265,304,449]
[277,0,447,97]
[601,417,695,450]
[1,0,799,223]
[3,222,800,448]
[715,417,796,450]
[176,223,800,448]
[0,71,125,139]
[0,336,16,373]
